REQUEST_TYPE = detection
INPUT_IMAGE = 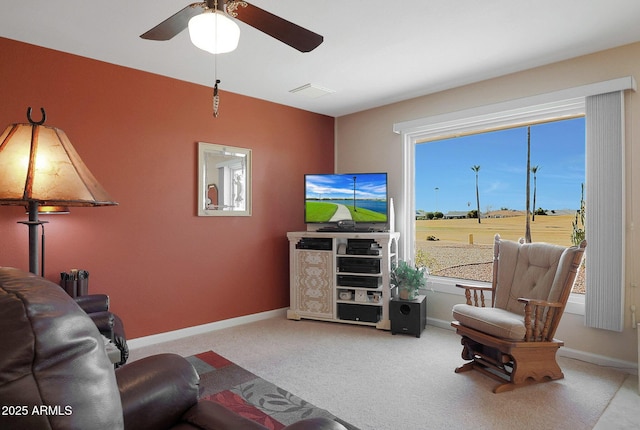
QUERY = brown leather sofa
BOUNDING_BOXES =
[0,267,348,430]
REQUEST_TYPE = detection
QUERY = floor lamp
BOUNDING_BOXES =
[23,205,70,276]
[0,108,117,276]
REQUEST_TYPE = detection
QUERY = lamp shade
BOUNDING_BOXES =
[188,10,240,54]
[0,122,117,207]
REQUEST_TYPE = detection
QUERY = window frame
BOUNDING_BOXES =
[393,77,636,319]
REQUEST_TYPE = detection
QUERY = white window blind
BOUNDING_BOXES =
[584,91,625,331]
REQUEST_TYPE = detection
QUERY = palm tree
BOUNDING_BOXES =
[531,165,540,221]
[471,165,481,224]
[525,127,532,243]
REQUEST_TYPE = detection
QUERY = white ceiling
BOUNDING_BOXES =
[3,1,640,117]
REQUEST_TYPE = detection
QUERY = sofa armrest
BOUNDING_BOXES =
[74,294,110,313]
[455,283,492,307]
[116,353,199,430]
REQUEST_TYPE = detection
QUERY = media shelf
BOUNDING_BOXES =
[287,231,400,329]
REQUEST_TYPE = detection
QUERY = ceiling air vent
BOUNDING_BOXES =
[289,83,335,99]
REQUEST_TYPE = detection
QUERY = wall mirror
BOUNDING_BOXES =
[198,142,252,216]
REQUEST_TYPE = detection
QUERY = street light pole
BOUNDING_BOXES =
[353,176,357,212]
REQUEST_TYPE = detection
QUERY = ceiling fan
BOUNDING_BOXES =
[140,0,324,53]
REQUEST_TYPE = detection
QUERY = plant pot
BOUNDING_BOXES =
[398,288,417,300]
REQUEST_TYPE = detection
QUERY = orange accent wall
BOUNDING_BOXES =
[0,37,334,338]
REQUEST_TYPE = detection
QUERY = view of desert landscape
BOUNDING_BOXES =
[416,212,586,293]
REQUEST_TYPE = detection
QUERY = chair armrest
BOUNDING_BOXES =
[455,283,492,307]
[517,298,564,341]
[112,313,129,367]
[74,294,110,313]
[116,353,199,430]
[455,283,492,290]
[87,311,115,338]
[517,298,563,308]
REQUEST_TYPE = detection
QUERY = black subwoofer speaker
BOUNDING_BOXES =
[390,295,426,337]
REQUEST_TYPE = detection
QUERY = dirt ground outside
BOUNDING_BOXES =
[415,214,586,294]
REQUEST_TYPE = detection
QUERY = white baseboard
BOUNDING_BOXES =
[127,308,288,350]
[428,316,638,374]
[427,316,455,331]
[559,347,638,374]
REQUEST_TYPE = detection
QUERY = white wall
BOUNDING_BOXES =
[336,42,640,366]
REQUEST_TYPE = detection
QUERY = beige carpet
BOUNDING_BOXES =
[130,317,629,430]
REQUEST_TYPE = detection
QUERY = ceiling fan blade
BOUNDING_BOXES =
[140,3,206,41]
[231,2,323,52]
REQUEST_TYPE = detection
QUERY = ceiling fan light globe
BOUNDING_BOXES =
[188,11,240,54]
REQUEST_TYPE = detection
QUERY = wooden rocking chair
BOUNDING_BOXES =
[451,234,586,393]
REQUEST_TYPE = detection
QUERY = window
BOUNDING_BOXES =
[394,77,634,331]
[414,118,586,293]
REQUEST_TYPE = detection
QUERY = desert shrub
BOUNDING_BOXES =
[415,248,437,270]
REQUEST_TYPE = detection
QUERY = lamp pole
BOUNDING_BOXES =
[353,176,357,212]
[435,187,439,212]
[18,201,47,275]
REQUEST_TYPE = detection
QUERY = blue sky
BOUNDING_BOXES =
[415,117,585,214]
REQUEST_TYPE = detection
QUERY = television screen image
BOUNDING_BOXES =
[305,173,388,224]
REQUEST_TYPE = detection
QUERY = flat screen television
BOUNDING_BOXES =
[305,173,388,226]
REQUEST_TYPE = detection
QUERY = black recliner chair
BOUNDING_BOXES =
[0,267,347,430]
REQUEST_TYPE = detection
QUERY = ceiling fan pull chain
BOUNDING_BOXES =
[212,48,220,118]
[213,79,221,117]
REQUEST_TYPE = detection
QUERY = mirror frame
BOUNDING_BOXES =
[197,142,252,217]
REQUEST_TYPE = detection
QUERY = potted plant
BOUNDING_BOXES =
[391,260,428,300]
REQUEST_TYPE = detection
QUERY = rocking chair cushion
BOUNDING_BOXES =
[495,240,567,315]
[452,304,526,340]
